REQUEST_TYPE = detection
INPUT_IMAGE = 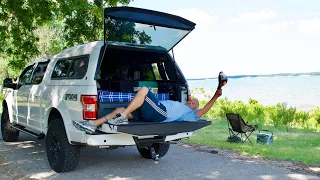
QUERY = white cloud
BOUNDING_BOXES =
[229,10,277,23]
[169,8,219,26]
[256,21,296,32]
[168,8,320,78]
[256,19,320,33]
[297,18,320,32]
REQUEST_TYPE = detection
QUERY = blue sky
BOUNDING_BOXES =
[129,0,320,78]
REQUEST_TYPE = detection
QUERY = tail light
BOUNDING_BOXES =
[81,95,97,120]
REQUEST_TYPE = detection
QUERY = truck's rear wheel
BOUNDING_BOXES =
[137,143,170,159]
[46,119,80,173]
[1,107,19,142]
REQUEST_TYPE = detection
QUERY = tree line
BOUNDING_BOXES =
[0,0,134,80]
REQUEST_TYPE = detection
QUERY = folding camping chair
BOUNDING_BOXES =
[226,113,258,144]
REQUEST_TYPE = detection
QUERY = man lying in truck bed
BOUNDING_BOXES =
[73,86,223,134]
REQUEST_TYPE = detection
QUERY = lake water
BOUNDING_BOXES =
[187,75,320,111]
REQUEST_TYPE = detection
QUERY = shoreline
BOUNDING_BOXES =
[191,88,318,112]
[186,72,320,81]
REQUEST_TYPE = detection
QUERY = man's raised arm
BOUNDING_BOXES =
[196,89,222,118]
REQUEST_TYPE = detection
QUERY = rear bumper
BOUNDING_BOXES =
[84,132,193,146]
[70,120,210,146]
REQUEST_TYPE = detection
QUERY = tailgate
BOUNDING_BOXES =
[99,120,211,136]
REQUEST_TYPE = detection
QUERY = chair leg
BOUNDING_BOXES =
[227,129,243,143]
[243,132,253,144]
[228,128,238,137]
[228,128,233,137]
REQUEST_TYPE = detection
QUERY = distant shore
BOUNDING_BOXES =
[187,72,320,81]
[191,88,318,112]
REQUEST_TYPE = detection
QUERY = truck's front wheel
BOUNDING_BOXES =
[137,143,170,159]
[1,107,19,142]
[46,119,80,173]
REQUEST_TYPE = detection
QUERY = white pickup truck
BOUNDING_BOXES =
[1,6,210,173]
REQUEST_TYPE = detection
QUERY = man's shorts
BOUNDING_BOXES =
[131,91,167,122]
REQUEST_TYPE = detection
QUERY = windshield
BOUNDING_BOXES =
[105,19,190,51]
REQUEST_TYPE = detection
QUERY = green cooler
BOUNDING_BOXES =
[257,130,274,145]
[134,81,158,93]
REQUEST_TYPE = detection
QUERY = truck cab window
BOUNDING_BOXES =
[52,59,72,78]
[68,57,89,78]
[31,62,49,84]
[18,65,35,87]
[52,56,89,79]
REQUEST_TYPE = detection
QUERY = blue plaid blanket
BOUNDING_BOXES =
[98,90,169,103]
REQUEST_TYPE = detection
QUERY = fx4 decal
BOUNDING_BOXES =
[65,94,77,101]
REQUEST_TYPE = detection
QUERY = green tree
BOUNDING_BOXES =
[34,19,68,57]
[0,0,133,72]
[311,107,320,126]
[106,20,152,44]
[0,0,55,70]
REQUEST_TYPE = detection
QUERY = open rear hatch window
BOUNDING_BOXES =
[104,7,196,51]
[96,7,207,136]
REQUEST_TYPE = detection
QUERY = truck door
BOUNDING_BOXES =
[28,61,50,131]
[15,64,35,126]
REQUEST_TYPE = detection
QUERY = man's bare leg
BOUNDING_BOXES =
[72,87,149,132]
[92,86,148,126]
[122,86,149,116]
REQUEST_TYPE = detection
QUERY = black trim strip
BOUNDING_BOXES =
[10,125,45,139]
[133,136,166,146]
[71,141,87,146]
[105,44,167,52]
[104,7,195,31]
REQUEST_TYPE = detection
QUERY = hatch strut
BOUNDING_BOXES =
[171,49,175,60]
[104,17,107,46]
[171,49,180,79]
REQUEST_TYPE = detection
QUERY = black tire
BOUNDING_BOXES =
[46,119,80,173]
[137,143,170,159]
[1,107,19,142]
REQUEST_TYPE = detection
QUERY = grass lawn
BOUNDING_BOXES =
[0,102,318,166]
[183,119,320,166]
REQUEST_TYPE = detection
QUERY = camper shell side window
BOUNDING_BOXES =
[51,55,90,80]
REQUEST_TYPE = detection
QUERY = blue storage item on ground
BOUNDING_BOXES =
[98,90,169,103]
[256,130,274,145]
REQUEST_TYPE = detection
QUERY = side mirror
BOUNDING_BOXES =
[3,78,15,89]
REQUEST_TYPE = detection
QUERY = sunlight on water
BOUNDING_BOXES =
[188,76,320,111]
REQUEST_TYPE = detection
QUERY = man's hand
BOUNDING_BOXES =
[214,89,222,98]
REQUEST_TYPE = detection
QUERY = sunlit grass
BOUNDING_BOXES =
[192,88,320,132]
[183,119,320,166]
[1,91,319,166]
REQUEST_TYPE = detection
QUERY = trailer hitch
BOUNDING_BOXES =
[150,145,160,162]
